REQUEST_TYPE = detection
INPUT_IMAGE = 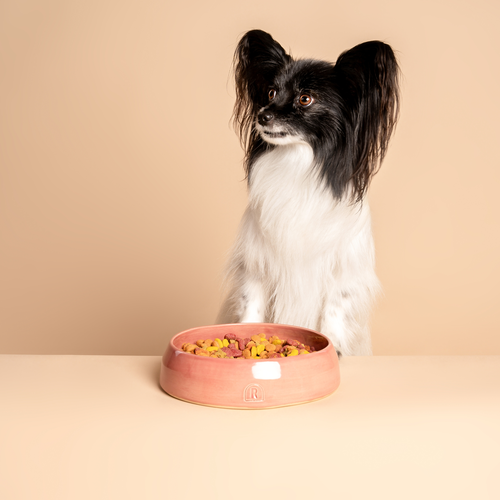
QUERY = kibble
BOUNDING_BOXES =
[181,333,316,359]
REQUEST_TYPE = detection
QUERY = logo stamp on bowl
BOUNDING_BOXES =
[244,383,265,402]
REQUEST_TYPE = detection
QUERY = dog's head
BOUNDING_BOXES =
[233,30,400,201]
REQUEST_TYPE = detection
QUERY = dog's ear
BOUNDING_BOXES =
[234,30,290,106]
[333,41,400,201]
[233,30,291,148]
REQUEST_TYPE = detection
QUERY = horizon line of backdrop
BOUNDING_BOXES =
[1,0,499,355]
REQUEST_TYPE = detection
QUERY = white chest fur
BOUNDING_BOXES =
[247,143,372,262]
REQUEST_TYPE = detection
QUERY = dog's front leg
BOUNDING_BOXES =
[320,286,373,356]
[238,278,266,323]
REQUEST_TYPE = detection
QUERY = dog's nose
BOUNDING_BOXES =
[258,111,274,126]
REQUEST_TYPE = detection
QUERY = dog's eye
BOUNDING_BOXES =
[299,94,313,106]
[268,89,277,101]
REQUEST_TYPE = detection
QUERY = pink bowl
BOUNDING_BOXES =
[160,323,340,409]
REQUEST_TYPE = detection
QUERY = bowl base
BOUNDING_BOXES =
[162,387,338,410]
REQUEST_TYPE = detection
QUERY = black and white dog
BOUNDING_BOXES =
[218,30,400,356]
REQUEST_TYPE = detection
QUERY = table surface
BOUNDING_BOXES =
[1,355,499,500]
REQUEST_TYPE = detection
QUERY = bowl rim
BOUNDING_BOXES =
[168,322,334,364]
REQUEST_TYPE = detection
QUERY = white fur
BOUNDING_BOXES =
[218,142,380,355]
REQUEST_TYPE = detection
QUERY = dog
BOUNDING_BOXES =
[217,29,400,356]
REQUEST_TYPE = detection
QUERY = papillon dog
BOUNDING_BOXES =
[217,29,400,356]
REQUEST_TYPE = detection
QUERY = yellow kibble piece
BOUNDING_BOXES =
[289,349,299,356]
[251,346,257,357]
[207,346,219,352]
[215,338,223,348]
[257,344,266,355]
[299,349,309,355]
[222,339,229,347]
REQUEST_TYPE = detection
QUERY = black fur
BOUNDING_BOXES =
[233,29,400,202]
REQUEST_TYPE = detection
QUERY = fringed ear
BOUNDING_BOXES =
[333,41,400,202]
[233,30,291,150]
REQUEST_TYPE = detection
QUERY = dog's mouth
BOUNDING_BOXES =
[259,127,304,146]
[255,120,304,146]
[256,122,292,143]
[261,130,289,139]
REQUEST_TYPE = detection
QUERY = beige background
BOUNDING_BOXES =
[1,0,499,355]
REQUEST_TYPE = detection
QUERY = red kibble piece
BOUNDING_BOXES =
[221,346,243,358]
[224,333,237,341]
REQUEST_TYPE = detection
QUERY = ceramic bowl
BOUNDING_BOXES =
[160,323,340,409]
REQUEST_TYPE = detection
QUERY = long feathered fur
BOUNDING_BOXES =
[218,30,400,355]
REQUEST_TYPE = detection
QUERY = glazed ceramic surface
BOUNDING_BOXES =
[160,323,340,409]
